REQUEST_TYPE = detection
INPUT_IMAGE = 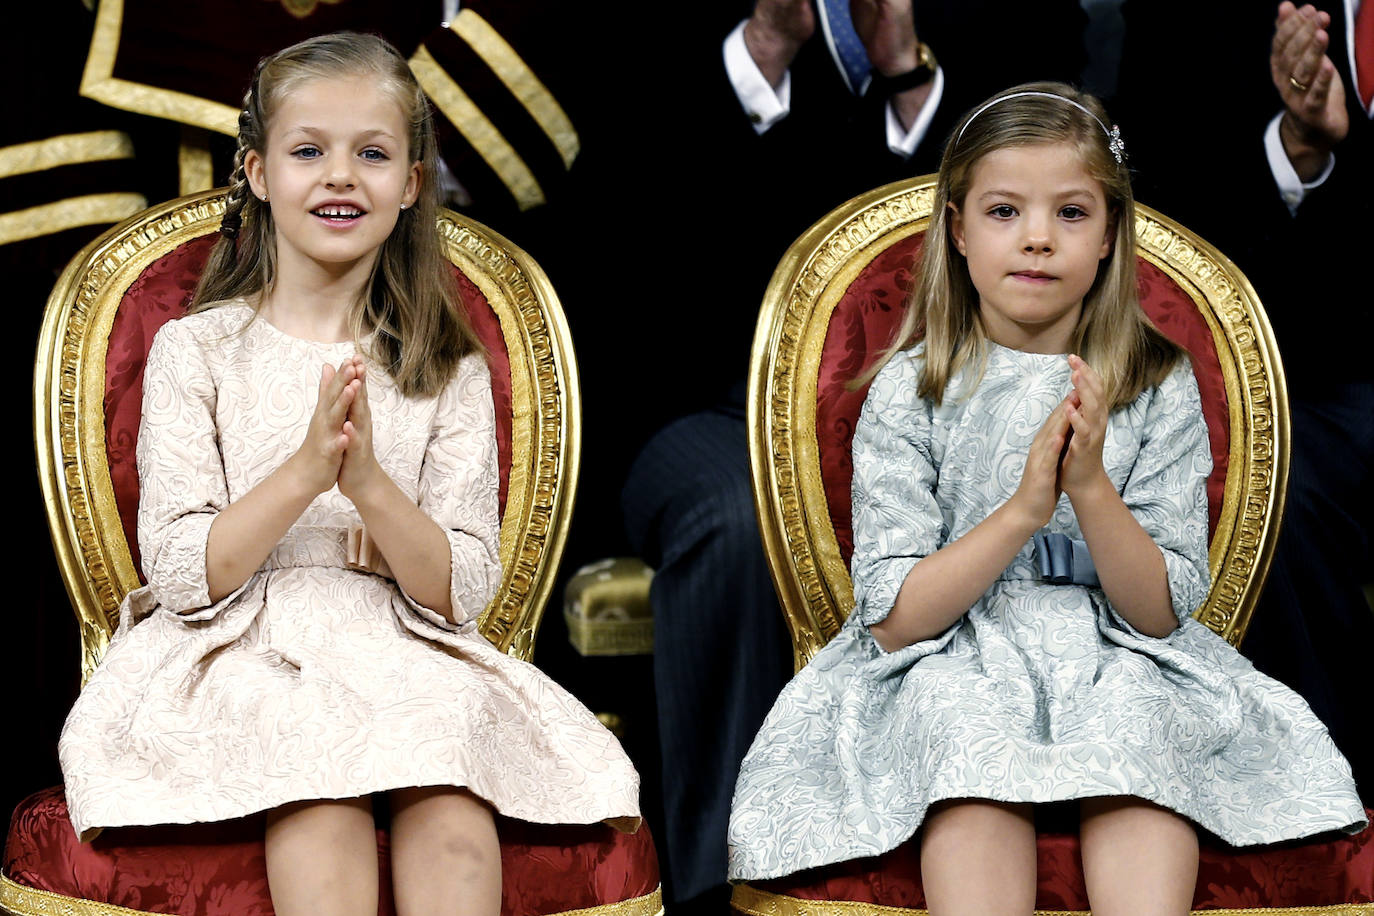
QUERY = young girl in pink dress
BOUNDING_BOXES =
[60,32,639,916]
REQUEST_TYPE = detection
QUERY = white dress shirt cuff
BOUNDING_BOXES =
[724,19,792,134]
[884,65,945,158]
[1264,111,1335,215]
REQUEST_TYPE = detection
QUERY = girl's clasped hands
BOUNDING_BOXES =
[294,355,381,501]
[1014,354,1108,529]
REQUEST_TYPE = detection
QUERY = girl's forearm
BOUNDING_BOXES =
[1069,475,1177,637]
[871,499,1041,652]
[347,473,455,620]
[205,456,318,603]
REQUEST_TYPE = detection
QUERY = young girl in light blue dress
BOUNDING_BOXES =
[727,82,1364,914]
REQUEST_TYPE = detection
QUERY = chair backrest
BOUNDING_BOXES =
[749,176,1289,671]
[34,190,579,684]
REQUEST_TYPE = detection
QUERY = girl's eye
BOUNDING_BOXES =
[989,205,1016,219]
[1060,205,1088,220]
[361,148,389,161]
[292,146,321,159]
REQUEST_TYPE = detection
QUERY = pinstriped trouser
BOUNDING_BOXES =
[622,404,792,903]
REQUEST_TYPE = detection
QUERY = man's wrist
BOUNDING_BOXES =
[1279,110,1335,159]
[743,17,803,81]
[869,43,935,96]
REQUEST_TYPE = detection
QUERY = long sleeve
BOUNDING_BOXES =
[1117,361,1213,624]
[849,350,945,628]
[135,319,227,615]
[401,353,502,630]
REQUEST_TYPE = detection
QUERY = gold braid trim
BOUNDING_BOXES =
[177,127,215,195]
[79,0,239,135]
[410,44,546,210]
[0,131,134,179]
[450,10,580,168]
[1,873,661,916]
[0,193,146,246]
[730,884,1374,916]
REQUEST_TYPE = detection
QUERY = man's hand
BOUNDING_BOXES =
[851,0,918,77]
[1271,1,1348,179]
[745,0,815,89]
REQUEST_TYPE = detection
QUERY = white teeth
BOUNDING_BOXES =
[314,206,364,218]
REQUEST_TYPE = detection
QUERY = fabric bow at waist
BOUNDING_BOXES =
[1031,529,1100,588]
[264,524,393,578]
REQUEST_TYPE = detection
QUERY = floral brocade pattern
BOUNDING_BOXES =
[61,305,640,840]
[728,345,1363,880]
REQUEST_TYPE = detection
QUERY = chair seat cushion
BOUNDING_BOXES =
[3,787,660,916]
[738,813,1374,912]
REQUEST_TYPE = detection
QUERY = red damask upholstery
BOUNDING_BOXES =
[814,235,1230,568]
[6,788,659,916]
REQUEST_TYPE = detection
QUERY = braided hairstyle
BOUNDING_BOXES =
[189,32,480,398]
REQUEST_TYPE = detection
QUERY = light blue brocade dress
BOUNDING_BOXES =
[727,343,1364,881]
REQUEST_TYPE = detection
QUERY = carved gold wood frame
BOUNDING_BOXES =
[747,177,1289,672]
[33,191,580,684]
[0,874,662,916]
[730,884,1372,916]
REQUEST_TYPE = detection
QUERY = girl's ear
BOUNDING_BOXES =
[948,201,967,256]
[244,149,267,202]
[1099,212,1116,260]
[402,160,422,210]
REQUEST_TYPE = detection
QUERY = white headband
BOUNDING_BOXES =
[956,90,1125,164]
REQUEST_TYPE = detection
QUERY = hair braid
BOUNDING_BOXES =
[219,73,262,239]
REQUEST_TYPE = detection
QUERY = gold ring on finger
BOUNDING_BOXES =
[1289,74,1310,92]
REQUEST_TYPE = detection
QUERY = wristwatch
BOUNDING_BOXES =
[868,42,936,97]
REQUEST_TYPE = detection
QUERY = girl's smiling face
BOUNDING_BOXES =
[948,142,1113,354]
[244,75,420,281]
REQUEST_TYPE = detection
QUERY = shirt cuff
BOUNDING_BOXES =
[724,19,791,134]
[1264,111,1335,215]
[884,65,944,158]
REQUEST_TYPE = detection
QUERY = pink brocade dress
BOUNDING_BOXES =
[59,305,640,841]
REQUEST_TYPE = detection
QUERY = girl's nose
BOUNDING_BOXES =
[1023,224,1053,253]
[1021,211,1054,252]
[325,167,356,190]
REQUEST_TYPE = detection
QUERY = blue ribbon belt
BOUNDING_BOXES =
[1032,530,1100,587]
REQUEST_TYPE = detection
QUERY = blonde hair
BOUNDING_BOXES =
[189,32,480,398]
[866,81,1180,409]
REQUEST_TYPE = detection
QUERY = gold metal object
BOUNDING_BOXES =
[564,558,655,657]
[0,873,664,916]
[33,190,581,682]
[746,176,1289,672]
[1289,74,1310,92]
[730,883,1372,916]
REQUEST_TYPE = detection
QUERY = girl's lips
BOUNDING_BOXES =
[1012,271,1055,283]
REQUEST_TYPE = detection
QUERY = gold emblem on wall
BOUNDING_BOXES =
[267,0,344,18]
